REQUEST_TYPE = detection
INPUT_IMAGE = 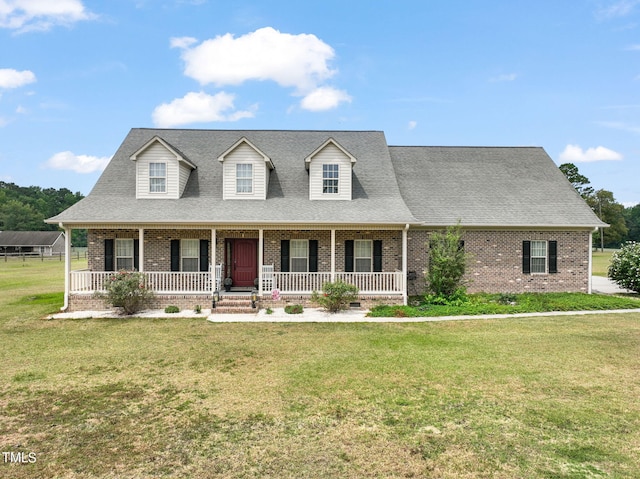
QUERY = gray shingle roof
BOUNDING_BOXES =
[47,129,605,228]
[388,146,605,227]
[48,129,419,225]
[0,231,64,246]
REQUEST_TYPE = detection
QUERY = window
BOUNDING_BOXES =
[181,239,199,272]
[354,239,372,272]
[115,239,134,270]
[530,240,547,273]
[149,162,166,193]
[236,164,253,193]
[290,239,309,272]
[322,164,339,194]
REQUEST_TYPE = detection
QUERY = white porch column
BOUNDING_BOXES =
[138,228,144,272]
[62,224,71,311]
[258,229,264,296]
[212,228,217,292]
[588,228,594,294]
[331,229,336,282]
[402,224,409,305]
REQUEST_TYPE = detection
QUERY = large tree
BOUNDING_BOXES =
[623,204,640,242]
[559,163,595,201]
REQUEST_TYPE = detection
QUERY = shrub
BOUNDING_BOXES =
[265,307,274,315]
[164,305,180,314]
[95,271,154,315]
[312,280,359,313]
[194,305,202,314]
[284,304,304,314]
[424,288,468,306]
[608,242,640,293]
[425,223,470,298]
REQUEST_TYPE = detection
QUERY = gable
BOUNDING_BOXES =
[306,139,356,201]
[219,137,273,200]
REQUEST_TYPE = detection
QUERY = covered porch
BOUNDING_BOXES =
[61,223,409,310]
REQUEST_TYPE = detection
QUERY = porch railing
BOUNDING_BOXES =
[266,269,403,295]
[70,270,213,294]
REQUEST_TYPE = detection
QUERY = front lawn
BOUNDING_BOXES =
[369,292,640,318]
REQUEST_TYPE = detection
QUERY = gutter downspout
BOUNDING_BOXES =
[403,224,409,306]
[588,228,596,294]
[60,223,70,311]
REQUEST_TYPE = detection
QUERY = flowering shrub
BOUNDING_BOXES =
[311,280,358,313]
[608,242,640,294]
[271,289,280,301]
[95,271,154,315]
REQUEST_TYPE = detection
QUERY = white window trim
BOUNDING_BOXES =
[236,163,254,195]
[354,239,373,273]
[149,162,167,194]
[290,239,309,273]
[115,238,134,271]
[181,239,200,272]
[322,164,339,194]
[530,240,547,274]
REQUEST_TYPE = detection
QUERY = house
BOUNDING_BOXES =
[46,129,605,312]
[0,230,65,256]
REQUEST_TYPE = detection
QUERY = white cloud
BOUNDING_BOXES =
[170,36,197,49]
[597,0,640,19]
[490,73,518,82]
[0,0,94,32]
[45,151,111,173]
[152,91,255,127]
[559,144,623,163]
[408,120,417,130]
[300,87,351,111]
[625,44,640,50]
[176,27,337,93]
[597,120,640,134]
[0,68,36,88]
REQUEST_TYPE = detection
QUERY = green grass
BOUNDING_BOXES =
[2,259,640,477]
[592,250,615,277]
[369,292,640,318]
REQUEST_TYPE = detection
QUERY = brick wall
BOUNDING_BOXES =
[407,229,591,294]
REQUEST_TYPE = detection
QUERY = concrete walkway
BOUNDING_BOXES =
[591,275,634,294]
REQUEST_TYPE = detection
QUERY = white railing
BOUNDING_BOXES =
[266,269,404,294]
[70,270,212,294]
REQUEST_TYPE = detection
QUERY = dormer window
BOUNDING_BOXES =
[149,162,167,193]
[236,164,253,194]
[322,164,339,194]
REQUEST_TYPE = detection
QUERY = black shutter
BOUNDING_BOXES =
[309,240,318,272]
[522,241,531,274]
[373,240,383,272]
[548,240,558,274]
[133,239,140,271]
[171,239,180,272]
[281,240,290,272]
[199,239,210,272]
[104,239,114,272]
[345,240,354,272]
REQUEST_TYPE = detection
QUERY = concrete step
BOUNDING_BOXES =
[210,296,260,314]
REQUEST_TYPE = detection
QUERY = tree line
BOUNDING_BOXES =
[0,181,87,246]
[560,163,639,248]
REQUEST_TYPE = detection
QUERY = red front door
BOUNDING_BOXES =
[231,239,257,288]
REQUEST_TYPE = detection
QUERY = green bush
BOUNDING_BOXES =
[426,223,470,299]
[608,242,640,293]
[312,280,359,313]
[164,305,180,314]
[284,304,304,314]
[95,271,154,315]
[194,305,202,314]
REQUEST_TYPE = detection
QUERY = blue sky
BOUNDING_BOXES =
[1,0,638,206]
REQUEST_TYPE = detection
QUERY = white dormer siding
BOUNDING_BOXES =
[132,137,195,199]
[219,138,274,200]
[307,140,356,201]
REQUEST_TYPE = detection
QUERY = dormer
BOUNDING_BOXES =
[218,137,274,200]
[131,136,196,199]
[305,138,356,201]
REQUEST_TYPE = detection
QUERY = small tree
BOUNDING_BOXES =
[312,280,359,313]
[95,271,155,315]
[426,223,469,299]
[608,242,640,293]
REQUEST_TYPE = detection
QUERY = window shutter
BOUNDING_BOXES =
[522,241,531,274]
[548,240,558,274]
[133,239,140,271]
[345,240,354,272]
[199,239,210,272]
[373,240,383,272]
[104,239,114,272]
[170,239,180,272]
[458,240,465,251]
[309,240,318,272]
[281,240,290,272]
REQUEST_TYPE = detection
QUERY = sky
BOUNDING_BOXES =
[0,0,639,206]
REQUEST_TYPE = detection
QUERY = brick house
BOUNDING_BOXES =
[47,129,605,312]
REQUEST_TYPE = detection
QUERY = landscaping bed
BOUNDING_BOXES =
[368,292,640,318]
